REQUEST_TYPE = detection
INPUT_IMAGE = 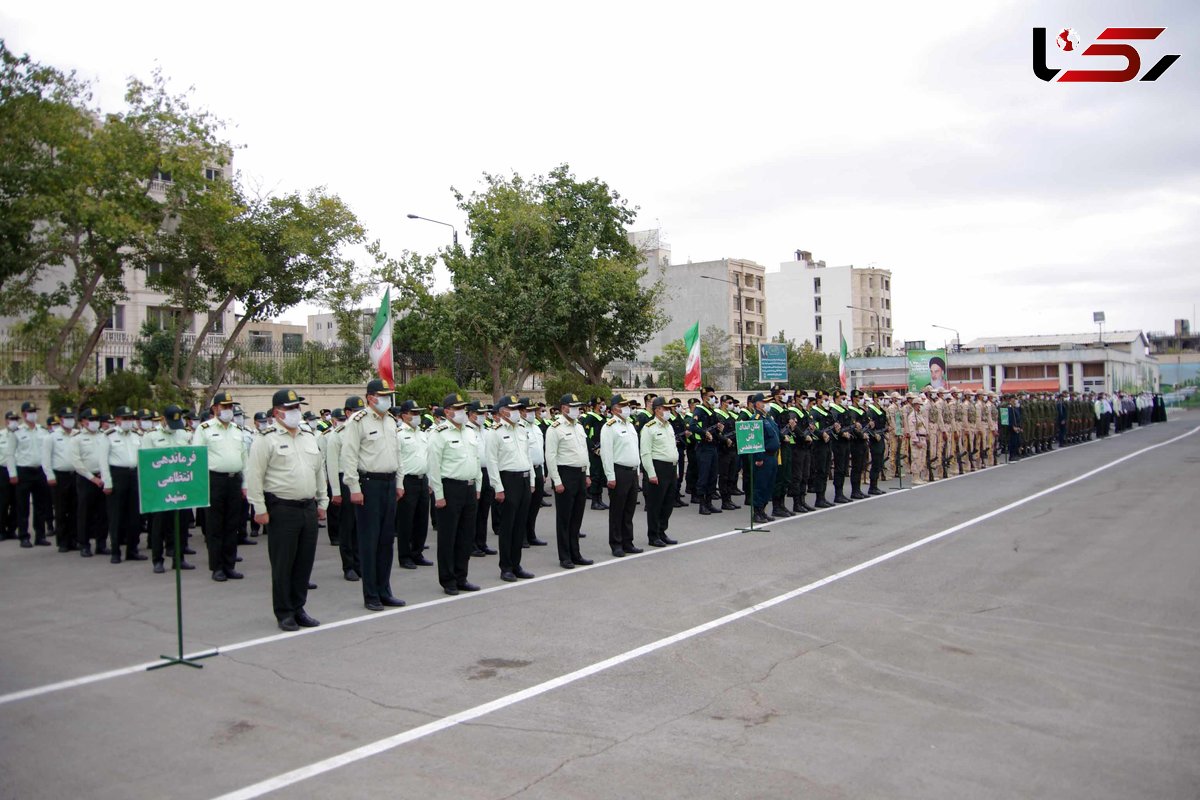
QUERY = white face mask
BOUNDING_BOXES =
[452,410,468,426]
[233,414,245,427]
[881,399,890,407]
[707,396,717,406]
[620,406,632,419]
[598,405,607,414]
[24,412,37,424]
[280,409,302,429]
[62,417,76,430]
[257,421,272,432]
[120,420,135,432]
[218,408,234,423]
[140,420,154,431]
[567,407,581,421]
[822,400,831,409]
[86,420,100,433]
[371,396,389,414]
[5,421,16,431]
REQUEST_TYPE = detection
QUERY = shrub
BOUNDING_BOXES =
[543,373,612,407]
[399,374,462,408]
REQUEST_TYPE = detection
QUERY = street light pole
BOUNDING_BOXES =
[406,213,458,247]
[932,323,961,353]
[702,274,744,388]
[847,304,881,356]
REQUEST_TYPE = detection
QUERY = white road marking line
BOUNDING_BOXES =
[208,424,1200,800]
[0,421,1170,707]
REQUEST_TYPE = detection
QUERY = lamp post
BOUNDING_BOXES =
[932,323,961,354]
[702,274,744,388]
[847,304,882,356]
[406,213,458,247]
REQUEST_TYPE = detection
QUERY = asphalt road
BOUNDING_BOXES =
[1,414,1198,800]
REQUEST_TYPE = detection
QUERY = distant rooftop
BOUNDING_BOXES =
[962,330,1146,349]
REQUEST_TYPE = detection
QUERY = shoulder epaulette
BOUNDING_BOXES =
[105,428,118,436]
[351,409,368,422]
[435,422,451,432]
[199,421,211,429]
[550,420,561,427]
[605,417,618,426]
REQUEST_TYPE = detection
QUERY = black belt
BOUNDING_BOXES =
[359,471,395,482]
[210,470,242,479]
[403,473,427,481]
[559,464,585,472]
[615,464,637,472]
[500,470,529,478]
[264,493,315,509]
[443,477,476,487]
[111,465,136,472]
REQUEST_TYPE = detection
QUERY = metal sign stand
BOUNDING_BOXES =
[148,513,218,671]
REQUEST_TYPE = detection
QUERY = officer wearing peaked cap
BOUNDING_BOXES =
[339,378,406,612]
[98,405,143,563]
[246,388,328,631]
[545,393,592,564]
[71,407,107,556]
[427,393,483,595]
[9,400,51,547]
[487,395,535,582]
[192,390,246,581]
[43,406,78,551]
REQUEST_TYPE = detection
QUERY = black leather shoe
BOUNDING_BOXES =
[110,553,121,564]
[482,546,497,555]
[527,538,548,546]
[834,496,850,504]
[731,489,745,496]
[412,556,434,566]
[80,546,93,557]
[540,500,552,508]
[153,561,165,574]
[659,536,677,545]
[126,551,148,561]
[673,498,688,507]
[513,567,535,579]
[471,548,488,557]
[699,505,711,515]
[238,537,257,545]
[721,501,739,510]
[294,610,321,627]
[611,548,625,558]
[815,499,833,508]
[752,511,770,524]
[183,546,196,555]
[380,596,406,607]
[20,539,33,548]
[177,560,196,570]
[456,581,480,592]
[398,559,417,569]
[707,504,723,513]
[572,557,594,566]
[868,487,885,496]
[95,545,110,555]
[235,555,243,562]
[225,569,244,580]
[278,616,299,632]
[648,538,666,548]
[850,491,867,500]
[35,537,51,547]
[624,545,644,554]
[364,601,384,611]
[560,560,575,569]
[500,571,518,582]
[308,581,318,590]
[578,532,586,538]
[443,585,460,596]
[590,501,608,510]
[344,569,360,581]
[212,570,227,582]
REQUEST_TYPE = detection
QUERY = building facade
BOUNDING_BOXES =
[764,249,894,356]
[844,330,1159,395]
[1147,318,1200,386]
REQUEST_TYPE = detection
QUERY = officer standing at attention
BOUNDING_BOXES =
[691,386,721,514]
[808,391,833,507]
[395,399,434,571]
[545,394,594,562]
[247,388,327,632]
[828,390,852,503]
[192,391,246,582]
[639,396,681,549]
[340,379,406,612]
[326,397,364,581]
[487,395,536,583]
[427,393,483,595]
[519,398,549,548]
[601,394,642,559]
[98,405,143,563]
[9,401,51,548]
[71,407,107,556]
[864,391,888,495]
[144,406,196,573]
[582,398,608,510]
[43,406,78,551]
[748,393,781,524]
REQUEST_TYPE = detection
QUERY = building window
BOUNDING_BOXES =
[147,306,192,333]
[327,321,334,330]
[814,297,822,312]
[204,167,221,181]
[885,317,890,328]
[104,356,125,376]
[732,273,740,286]
[884,278,890,291]
[815,316,822,332]
[249,331,272,353]
[885,298,891,310]
[151,168,173,183]
[869,297,875,308]
[816,335,823,350]
[757,323,764,336]
[208,311,224,335]
[146,262,163,281]
[282,333,303,353]
[813,277,821,294]
[745,297,754,311]
[869,276,874,289]
[104,305,125,331]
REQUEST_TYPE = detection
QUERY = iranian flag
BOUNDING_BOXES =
[683,321,701,390]
[369,288,394,386]
[838,331,849,390]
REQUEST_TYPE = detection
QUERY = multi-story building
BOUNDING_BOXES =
[630,230,767,376]
[236,319,306,353]
[764,249,894,356]
[307,308,379,348]
[1147,319,1200,386]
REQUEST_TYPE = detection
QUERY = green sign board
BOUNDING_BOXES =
[999,407,1010,426]
[735,420,765,455]
[138,446,210,513]
[758,343,789,383]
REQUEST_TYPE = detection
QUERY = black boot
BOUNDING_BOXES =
[792,498,809,514]
[772,500,793,518]
[752,508,770,524]
[814,495,833,508]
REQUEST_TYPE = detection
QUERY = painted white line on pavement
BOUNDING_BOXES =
[0,420,1170,708]
[208,424,1200,800]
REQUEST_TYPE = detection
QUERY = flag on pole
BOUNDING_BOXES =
[369,288,394,387]
[838,329,849,391]
[683,321,701,390]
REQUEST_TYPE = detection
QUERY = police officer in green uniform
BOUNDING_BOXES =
[640,396,681,547]
[247,388,328,631]
[192,391,247,581]
[99,405,143,563]
[427,393,483,595]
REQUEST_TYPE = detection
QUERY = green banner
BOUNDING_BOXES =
[999,407,1010,426]
[138,446,210,513]
[907,348,948,392]
[735,420,765,455]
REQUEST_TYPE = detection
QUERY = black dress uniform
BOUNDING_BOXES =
[246,388,328,631]
[864,396,888,495]
[395,400,432,570]
[829,394,853,503]
[847,391,869,500]
[808,397,834,507]
[690,388,720,514]
[788,399,814,513]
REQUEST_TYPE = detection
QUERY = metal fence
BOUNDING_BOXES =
[0,333,437,387]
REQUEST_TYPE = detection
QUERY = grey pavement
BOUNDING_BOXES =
[1,414,1198,800]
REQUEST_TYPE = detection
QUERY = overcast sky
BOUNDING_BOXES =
[2,0,1197,350]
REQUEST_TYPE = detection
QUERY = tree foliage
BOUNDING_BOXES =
[743,333,841,391]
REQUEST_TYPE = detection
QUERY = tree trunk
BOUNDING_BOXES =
[202,306,258,402]
[45,243,102,387]
[183,292,234,392]
[63,316,110,395]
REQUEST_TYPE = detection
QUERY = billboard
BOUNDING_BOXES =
[907,348,948,392]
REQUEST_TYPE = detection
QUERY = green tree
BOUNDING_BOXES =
[651,334,725,390]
